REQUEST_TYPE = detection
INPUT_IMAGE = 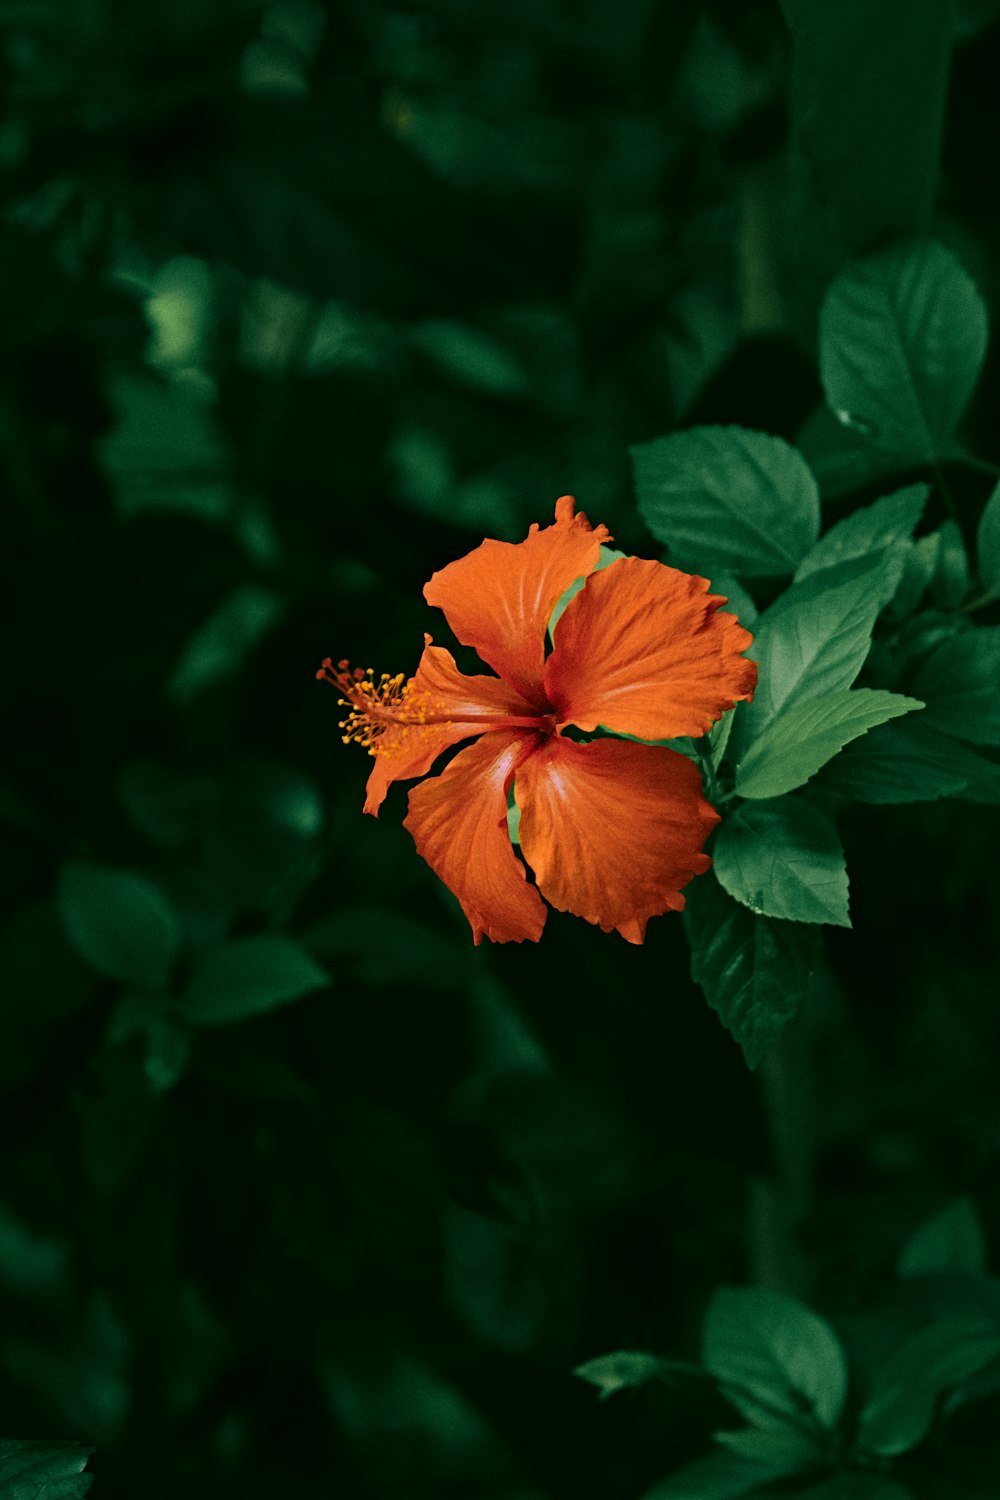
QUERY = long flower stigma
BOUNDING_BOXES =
[316,657,443,757]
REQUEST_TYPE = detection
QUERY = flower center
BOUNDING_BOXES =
[316,658,442,757]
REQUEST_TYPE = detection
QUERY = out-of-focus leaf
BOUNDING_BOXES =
[976,479,1000,595]
[176,935,328,1026]
[684,874,821,1069]
[781,0,953,252]
[857,1316,1000,1457]
[410,320,531,396]
[305,905,469,988]
[792,1479,913,1499]
[56,863,181,990]
[913,626,1000,745]
[736,691,922,800]
[819,240,988,459]
[574,1351,685,1399]
[898,1197,988,1276]
[633,426,820,577]
[814,717,999,803]
[931,518,970,608]
[100,371,231,522]
[703,1286,849,1431]
[713,1426,821,1469]
[887,532,941,620]
[169,584,284,702]
[641,1447,805,1499]
[0,1439,93,1499]
[712,798,850,927]
[793,486,927,583]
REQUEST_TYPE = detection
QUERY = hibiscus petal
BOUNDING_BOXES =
[515,736,718,943]
[403,730,548,945]
[423,495,612,706]
[545,557,757,740]
[364,640,542,814]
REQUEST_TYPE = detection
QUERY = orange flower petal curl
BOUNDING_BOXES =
[544,557,757,741]
[403,730,547,944]
[363,640,543,814]
[422,495,611,707]
[514,736,719,943]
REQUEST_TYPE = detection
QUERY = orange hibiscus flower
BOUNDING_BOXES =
[318,496,756,945]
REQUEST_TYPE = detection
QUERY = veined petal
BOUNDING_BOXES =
[545,557,757,740]
[363,640,543,815]
[403,730,547,945]
[423,495,612,705]
[515,736,718,943]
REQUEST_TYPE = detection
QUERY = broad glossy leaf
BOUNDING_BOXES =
[632,426,820,577]
[819,240,988,458]
[857,1317,1000,1457]
[976,480,1000,595]
[177,936,328,1027]
[913,626,1000,745]
[684,874,821,1069]
[713,799,850,927]
[794,486,927,583]
[703,1287,849,1431]
[736,690,923,801]
[57,863,180,991]
[741,553,903,741]
[815,717,998,803]
[898,1197,988,1276]
[0,1440,93,1499]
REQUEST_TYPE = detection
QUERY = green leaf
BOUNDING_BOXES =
[712,799,850,927]
[632,426,820,577]
[684,874,821,1069]
[795,402,910,503]
[886,532,940,621]
[410,319,531,397]
[703,1287,849,1431]
[898,1197,988,1276]
[736,690,923,801]
[780,0,954,253]
[931,518,970,608]
[857,1317,1000,1457]
[176,936,328,1027]
[641,1449,806,1500]
[794,486,928,583]
[306,905,469,988]
[56,863,181,991]
[169,584,284,702]
[976,479,1000,596]
[740,554,904,744]
[574,1351,682,1399]
[0,1440,93,1499]
[713,1426,821,1468]
[913,626,1000,745]
[814,717,999,803]
[819,240,988,459]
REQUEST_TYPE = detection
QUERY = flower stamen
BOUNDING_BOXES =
[316,658,444,757]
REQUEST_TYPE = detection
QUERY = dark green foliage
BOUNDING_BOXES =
[4,2,1000,1498]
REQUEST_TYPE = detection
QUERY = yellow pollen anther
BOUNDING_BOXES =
[316,657,447,756]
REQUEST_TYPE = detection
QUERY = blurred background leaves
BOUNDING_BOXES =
[2,0,1000,1496]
